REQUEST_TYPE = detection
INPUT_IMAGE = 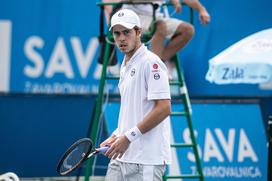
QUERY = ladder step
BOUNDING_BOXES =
[169,80,182,86]
[171,143,194,148]
[170,111,187,116]
[105,76,119,80]
[165,174,201,179]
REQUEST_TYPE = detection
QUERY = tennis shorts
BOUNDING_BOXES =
[105,160,165,181]
[138,14,184,39]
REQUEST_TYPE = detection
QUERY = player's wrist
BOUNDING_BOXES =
[124,126,142,142]
[198,6,206,13]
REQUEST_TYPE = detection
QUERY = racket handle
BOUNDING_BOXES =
[97,146,109,154]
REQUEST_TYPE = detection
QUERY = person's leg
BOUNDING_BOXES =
[121,162,165,181]
[138,14,153,33]
[152,165,165,181]
[121,162,143,181]
[162,21,194,61]
[141,165,165,181]
[105,160,124,181]
[150,20,167,59]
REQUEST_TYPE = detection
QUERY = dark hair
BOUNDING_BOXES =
[134,26,141,33]
[134,26,139,30]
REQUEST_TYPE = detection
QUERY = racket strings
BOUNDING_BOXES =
[59,140,92,175]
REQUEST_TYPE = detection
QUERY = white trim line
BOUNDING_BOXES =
[0,20,12,92]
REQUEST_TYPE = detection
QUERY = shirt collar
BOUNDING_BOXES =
[123,44,147,67]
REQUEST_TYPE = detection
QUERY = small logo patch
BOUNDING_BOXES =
[131,68,136,76]
[118,12,124,17]
[131,131,136,136]
[154,73,160,80]
[153,63,158,69]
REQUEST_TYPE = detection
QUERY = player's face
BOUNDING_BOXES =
[112,25,141,56]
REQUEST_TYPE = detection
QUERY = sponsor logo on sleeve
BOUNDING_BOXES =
[130,68,136,76]
[152,63,160,73]
[154,73,160,80]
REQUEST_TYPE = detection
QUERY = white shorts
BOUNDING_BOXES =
[138,14,184,39]
[105,160,165,181]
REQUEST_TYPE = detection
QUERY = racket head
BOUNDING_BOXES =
[56,138,93,176]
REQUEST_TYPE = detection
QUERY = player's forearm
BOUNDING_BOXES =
[183,0,206,12]
[137,99,171,134]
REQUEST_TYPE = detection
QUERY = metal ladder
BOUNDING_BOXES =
[84,1,203,181]
[163,54,204,181]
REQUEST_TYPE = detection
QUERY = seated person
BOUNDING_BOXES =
[103,0,211,78]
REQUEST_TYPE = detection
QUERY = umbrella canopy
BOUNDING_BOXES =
[206,28,272,84]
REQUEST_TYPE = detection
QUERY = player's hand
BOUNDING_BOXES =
[104,135,130,159]
[100,134,117,148]
[199,8,211,25]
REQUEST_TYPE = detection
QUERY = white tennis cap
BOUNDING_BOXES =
[109,9,141,30]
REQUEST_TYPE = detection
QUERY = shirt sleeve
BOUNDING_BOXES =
[145,60,171,100]
[112,128,119,136]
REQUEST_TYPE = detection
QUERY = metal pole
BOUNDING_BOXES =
[268,115,272,181]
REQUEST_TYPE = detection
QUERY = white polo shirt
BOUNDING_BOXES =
[114,45,171,165]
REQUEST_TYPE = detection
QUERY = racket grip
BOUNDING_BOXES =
[97,146,109,154]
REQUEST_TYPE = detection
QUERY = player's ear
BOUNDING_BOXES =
[135,27,142,37]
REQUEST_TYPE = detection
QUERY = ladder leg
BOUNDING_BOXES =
[175,55,204,180]
[165,55,204,180]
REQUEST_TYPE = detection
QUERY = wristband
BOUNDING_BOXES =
[124,126,142,142]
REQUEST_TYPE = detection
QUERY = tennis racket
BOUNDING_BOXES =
[56,138,109,176]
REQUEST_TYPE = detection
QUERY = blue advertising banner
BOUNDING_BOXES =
[0,95,268,178]
[1,0,272,96]
[104,103,268,180]
[0,0,120,94]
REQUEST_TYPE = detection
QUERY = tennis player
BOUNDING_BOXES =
[100,9,172,181]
